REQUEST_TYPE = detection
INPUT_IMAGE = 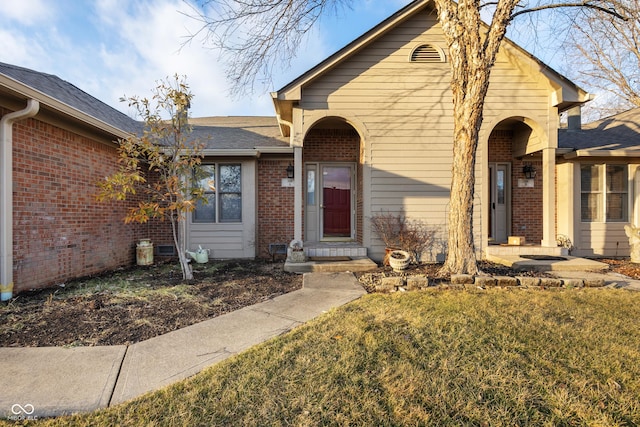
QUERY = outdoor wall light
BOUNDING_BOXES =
[286,163,295,179]
[522,164,536,179]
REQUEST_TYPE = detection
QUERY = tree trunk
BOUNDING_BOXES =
[435,0,518,275]
[171,212,193,281]
[443,106,482,275]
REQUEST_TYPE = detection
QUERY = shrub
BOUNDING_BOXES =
[369,211,406,249]
[400,218,437,263]
[370,211,437,263]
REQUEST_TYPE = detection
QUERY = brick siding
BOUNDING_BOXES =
[256,158,295,258]
[9,112,171,293]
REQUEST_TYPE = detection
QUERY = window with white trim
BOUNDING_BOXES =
[580,164,627,222]
[193,164,242,223]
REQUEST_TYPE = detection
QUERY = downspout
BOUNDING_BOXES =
[1,99,39,301]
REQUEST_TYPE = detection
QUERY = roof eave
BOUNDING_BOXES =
[201,147,293,157]
[564,149,640,159]
[0,73,132,139]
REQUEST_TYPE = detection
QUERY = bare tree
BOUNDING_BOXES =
[186,0,350,94]
[566,0,640,117]
[97,75,205,281]
[189,0,625,275]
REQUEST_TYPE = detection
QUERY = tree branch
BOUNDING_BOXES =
[511,1,628,21]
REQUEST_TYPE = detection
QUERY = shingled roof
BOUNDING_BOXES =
[0,62,141,134]
[189,116,290,150]
[559,108,640,156]
[0,62,289,153]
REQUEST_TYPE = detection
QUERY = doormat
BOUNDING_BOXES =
[520,255,567,261]
[308,256,352,262]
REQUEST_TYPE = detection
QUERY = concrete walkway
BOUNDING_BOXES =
[0,272,366,419]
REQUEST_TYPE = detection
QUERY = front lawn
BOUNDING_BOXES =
[25,287,640,426]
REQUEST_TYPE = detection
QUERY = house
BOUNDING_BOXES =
[556,107,640,257]
[0,63,294,299]
[0,62,172,300]
[3,0,638,297]
[269,0,590,265]
[188,0,635,266]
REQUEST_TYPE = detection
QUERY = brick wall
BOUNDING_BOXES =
[303,128,363,243]
[9,112,170,292]
[488,130,543,244]
[256,158,295,258]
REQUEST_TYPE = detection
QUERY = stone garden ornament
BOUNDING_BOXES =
[624,224,640,263]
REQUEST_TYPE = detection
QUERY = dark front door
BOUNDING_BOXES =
[322,165,352,238]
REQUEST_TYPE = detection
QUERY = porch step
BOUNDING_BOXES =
[284,256,378,274]
[485,245,568,258]
[488,255,609,272]
[285,243,376,273]
[304,244,367,258]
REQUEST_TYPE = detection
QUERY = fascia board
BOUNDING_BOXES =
[201,147,293,157]
[564,149,640,159]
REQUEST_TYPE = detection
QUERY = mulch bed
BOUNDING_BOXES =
[1,258,637,348]
[0,260,301,348]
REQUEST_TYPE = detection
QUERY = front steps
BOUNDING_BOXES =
[485,244,608,272]
[284,243,378,273]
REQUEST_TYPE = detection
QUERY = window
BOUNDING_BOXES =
[193,164,242,223]
[580,164,627,222]
[307,169,315,205]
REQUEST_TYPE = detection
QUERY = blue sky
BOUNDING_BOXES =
[1,0,573,118]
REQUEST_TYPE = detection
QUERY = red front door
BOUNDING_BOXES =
[322,166,352,237]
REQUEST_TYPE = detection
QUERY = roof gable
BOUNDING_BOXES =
[272,0,588,127]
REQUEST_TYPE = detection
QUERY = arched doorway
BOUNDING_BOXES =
[487,117,545,245]
[302,118,363,243]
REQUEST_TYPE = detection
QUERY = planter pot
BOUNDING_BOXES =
[383,247,401,266]
[388,250,411,272]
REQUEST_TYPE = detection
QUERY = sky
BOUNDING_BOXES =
[0,0,416,118]
[0,0,579,119]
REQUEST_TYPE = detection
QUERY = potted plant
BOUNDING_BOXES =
[388,249,411,272]
[370,211,406,265]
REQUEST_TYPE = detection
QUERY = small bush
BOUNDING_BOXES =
[370,211,437,263]
[370,211,406,249]
[400,218,437,263]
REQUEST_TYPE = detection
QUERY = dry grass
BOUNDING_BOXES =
[22,288,640,426]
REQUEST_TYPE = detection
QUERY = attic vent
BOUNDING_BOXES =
[410,44,445,62]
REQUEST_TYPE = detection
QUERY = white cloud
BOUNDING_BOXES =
[3,0,55,25]
[89,0,330,117]
[0,0,359,118]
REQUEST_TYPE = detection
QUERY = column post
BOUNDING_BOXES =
[541,147,556,247]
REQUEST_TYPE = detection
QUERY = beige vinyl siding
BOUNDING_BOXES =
[186,159,256,259]
[300,9,555,261]
[576,223,630,257]
[571,163,637,258]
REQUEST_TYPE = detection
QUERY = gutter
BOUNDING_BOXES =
[563,149,640,159]
[198,147,294,158]
[1,99,39,301]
